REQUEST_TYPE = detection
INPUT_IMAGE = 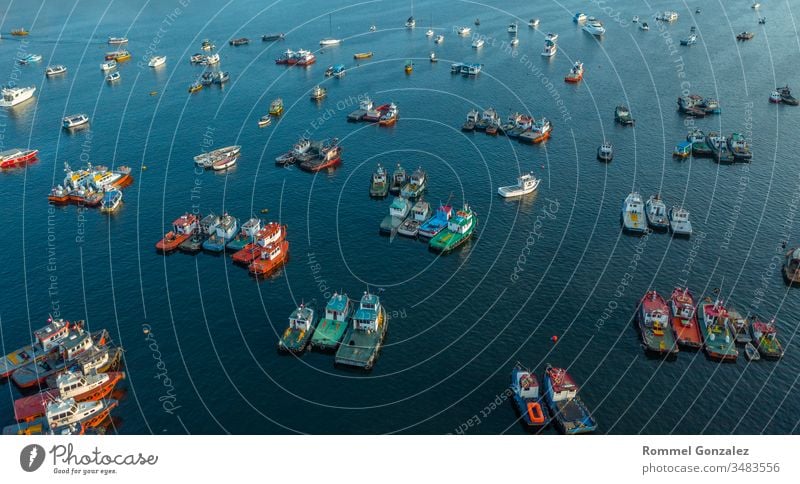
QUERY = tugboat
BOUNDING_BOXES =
[400,167,427,199]
[418,203,453,239]
[645,195,669,231]
[614,105,635,125]
[699,298,739,362]
[429,203,476,253]
[668,206,692,237]
[379,197,412,235]
[621,192,647,234]
[726,307,752,345]
[597,141,613,161]
[310,293,354,351]
[226,218,262,252]
[637,290,679,356]
[179,213,220,253]
[231,222,285,265]
[202,214,238,252]
[156,213,199,253]
[370,164,389,198]
[782,246,800,285]
[99,189,123,214]
[248,239,289,277]
[543,364,597,434]
[497,173,540,198]
[334,291,388,370]
[277,304,316,353]
[13,370,124,423]
[510,363,550,429]
[389,164,407,194]
[750,319,784,359]
[727,133,752,161]
[0,319,76,378]
[397,199,431,237]
[564,61,584,83]
[670,288,703,349]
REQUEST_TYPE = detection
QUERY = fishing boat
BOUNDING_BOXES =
[14,370,124,423]
[249,238,289,276]
[298,139,342,172]
[510,364,550,428]
[370,164,389,198]
[43,397,117,433]
[100,60,116,71]
[450,62,464,74]
[462,109,479,131]
[621,192,646,234]
[262,33,285,41]
[277,304,316,353]
[334,291,388,370]
[476,107,499,131]
[404,60,413,74]
[309,85,327,101]
[269,98,284,116]
[194,145,241,169]
[108,36,128,44]
[726,307,752,345]
[99,189,122,214]
[703,97,721,113]
[543,364,597,434]
[296,50,316,66]
[507,22,518,34]
[147,55,166,67]
[331,64,346,78]
[379,103,399,126]
[770,90,783,103]
[310,293,353,351]
[418,203,453,239]
[229,37,250,46]
[541,39,557,57]
[778,85,799,105]
[105,71,120,83]
[750,319,784,359]
[637,291,679,356]
[275,137,311,166]
[736,31,754,41]
[673,140,692,158]
[434,34,444,44]
[668,206,692,237]
[583,18,606,36]
[45,65,67,77]
[397,199,431,237]
[573,13,587,23]
[645,195,669,231]
[519,117,552,143]
[354,52,373,59]
[379,197,412,235]
[0,319,76,378]
[564,61,584,82]
[400,167,426,199]
[744,342,760,361]
[597,141,613,161]
[63,113,89,129]
[156,213,199,253]
[212,71,230,84]
[498,173,540,198]
[429,203,476,253]
[670,288,703,349]
[231,222,285,265]
[201,39,215,51]
[0,148,39,169]
[0,86,36,107]
[258,115,272,127]
[12,329,110,388]
[389,164,407,194]
[614,105,635,125]
[111,50,131,62]
[275,49,296,64]
[179,213,220,253]
[11,28,29,36]
[699,298,739,362]
[202,214,238,252]
[226,218,262,252]
[188,81,202,93]
[190,53,204,63]
[727,133,752,161]
[783,247,800,285]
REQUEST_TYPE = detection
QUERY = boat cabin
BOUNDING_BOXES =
[288,305,314,331]
[60,330,94,360]
[547,367,578,401]
[448,205,474,234]
[34,319,73,352]
[389,197,410,217]
[352,292,382,332]
[411,201,431,221]
[673,141,692,158]
[325,293,352,322]
[513,370,540,399]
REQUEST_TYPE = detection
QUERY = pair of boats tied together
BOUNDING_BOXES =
[637,289,784,361]
[275,137,342,172]
[194,144,241,171]
[346,96,399,125]
[622,192,692,236]
[769,85,799,105]
[461,108,552,144]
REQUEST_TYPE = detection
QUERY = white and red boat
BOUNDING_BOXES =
[0,148,38,169]
[0,318,77,378]
[14,370,125,422]
[232,222,286,265]
[295,49,316,66]
[248,240,289,276]
[46,397,117,432]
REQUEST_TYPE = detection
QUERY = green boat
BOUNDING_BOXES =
[277,304,316,353]
[699,300,739,362]
[310,293,354,351]
[335,291,387,370]
[429,203,476,253]
[369,164,389,198]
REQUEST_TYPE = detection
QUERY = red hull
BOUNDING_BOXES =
[0,149,38,169]
[14,371,124,422]
[304,156,341,172]
[670,288,703,348]
[248,241,289,275]
[156,233,191,253]
[232,244,264,265]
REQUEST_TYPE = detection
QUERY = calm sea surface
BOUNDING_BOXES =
[1,0,799,434]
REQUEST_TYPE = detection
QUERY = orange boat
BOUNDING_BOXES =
[231,222,286,265]
[14,370,124,422]
[564,60,584,83]
[669,287,703,349]
[156,213,199,253]
[248,240,289,276]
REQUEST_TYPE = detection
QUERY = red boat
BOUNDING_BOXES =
[637,290,679,356]
[0,148,38,169]
[670,287,703,349]
[248,240,289,276]
[156,213,199,253]
[14,370,124,422]
[299,144,342,172]
[0,318,79,378]
[232,222,286,265]
[564,61,584,83]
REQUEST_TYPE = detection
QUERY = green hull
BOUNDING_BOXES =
[310,318,349,351]
[278,326,315,353]
[429,223,475,253]
[370,182,388,197]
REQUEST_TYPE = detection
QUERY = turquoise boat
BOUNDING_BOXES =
[202,214,238,252]
[310,293,354,351]
[379,197,411,235]
[335,291,387,369]
[429,203,476,253]
[418,203,453,238]
[226,217,262,252]
[277,304,316,353]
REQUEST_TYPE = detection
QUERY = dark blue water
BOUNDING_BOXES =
[1,0,799,434]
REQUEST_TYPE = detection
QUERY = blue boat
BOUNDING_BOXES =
[332,64,346,78]
[418,203,453,238]
[543,364,597,434]
[510,364,550,428]
[202,214,238,252]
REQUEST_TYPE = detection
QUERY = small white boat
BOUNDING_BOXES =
[752,2,760,9]
[63,113,89,129]
[583,19,606,36]
[457,26,471,36]
[669,207,692,236]
[426,29,434,37]
[319,38,342,46]
[203,53,220,65]
[471,38,484,48]
[640,22,649,31]
[369,24,377,32]
[597,141,613,161]
[545,32,558,42]
[529,18,540,28]
[429,51,437,62]
[108,36,128,45]
[434,34,444,43]
[258,115,272,128]
[0,86,36,107]
[148,55,166,67]
[632,16,640,23]
[105,71,121,83]
[541,40,557,57]
[770,90,782,103]
[100,60,117,71]
[510,37,519,47]
[622,193,647,233]
[45,65,67,77]
[498,173,540,198]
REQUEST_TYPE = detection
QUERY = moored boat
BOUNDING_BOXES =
[744,342,760,361]
[100,60,117,71]
[45,65,67,77]
[621,192,646,234]
[258,115,272,127]
[670,288,703,349]
[353,51,373,59]
[726,307,752,345]
[179,213,220,253]
[543,364,597,434]
[108,36,128,45]
[202,214,238,252]
[278,304,316,352]
[389,164,406,194]
[519,117,551,143]
[310,293,353,351]
[597,141,613,161]
[269,98,284,116]
[194,145,241,169]
[11,329,110,388]
[397,199,431,237]
[0,148,39,169]
[699,298,739,362]
[564,61,584,83]
[429,203,476,253]
[668,206,692,237]
[44,397,117,433]
[378,102,399,126]
[14,370,124,423]
[750,319,783,359]
[379,197,411,235]
[99,189,123,214]
[262,33,285,41]
[498,173,540,198]
[229,37,250,46]
[63,113,89,129]
[0,85,36,107]
[147,55,166,67]
[727,132,752,161]
[510,364,550,429]
[334,291,388,370]
[156,213,199,253]
[232,222,286,265]
[370,164,389,198]
[418,203,453,239]
[400,166,426,199]
[0,318,76,378]
[298,139,342,172]
[105,71,121,83]
[310,85,327,100]
[461,109,479,131]
[783,247,800,285]
[645,195,669,231]
[248,239,289,276]
[226,218,262,252]
[637,290,679,356]
[778,85,799,105]
[614,105,635,125]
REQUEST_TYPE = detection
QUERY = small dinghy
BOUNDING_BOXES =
[744,342,760,361]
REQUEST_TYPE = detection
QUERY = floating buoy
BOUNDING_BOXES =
[143,327,150,335]
[142,166,147,171]
[551,335,558,342]
[541,164,545,169]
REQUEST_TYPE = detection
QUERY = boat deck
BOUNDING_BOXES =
[279,328,313,353]
[310,318,348,351]
[334,320,387,369]
[347,109,367,121]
